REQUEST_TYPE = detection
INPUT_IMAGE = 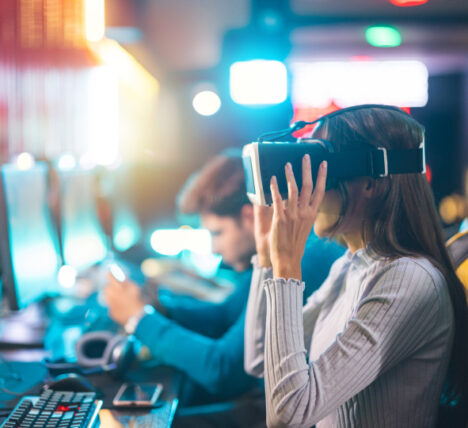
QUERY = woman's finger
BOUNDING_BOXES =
[270,176,285,221]
[310,161,327,213]
[299,154,313,210]
[285,162,298,218]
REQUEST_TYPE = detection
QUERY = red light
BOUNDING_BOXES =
[350,55,373,62]
[57,405,70,412]
[389,0,428,6]
[425,164,432,184]
[400,107,411,115]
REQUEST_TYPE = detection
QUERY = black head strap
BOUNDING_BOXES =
[325,144,425,179]
[257,104,410,142]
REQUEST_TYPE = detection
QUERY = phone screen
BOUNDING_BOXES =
[113,383,163,406]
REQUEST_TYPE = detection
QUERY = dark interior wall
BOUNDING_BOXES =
[462,72,468,196]
[412,73,465,204]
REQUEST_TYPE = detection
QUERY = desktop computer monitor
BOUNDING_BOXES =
[0,162,62,310]
[58,168,107,272]
[110,166,142,253]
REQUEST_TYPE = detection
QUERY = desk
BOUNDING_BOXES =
[0,349,184,427]
[95,364,182,427]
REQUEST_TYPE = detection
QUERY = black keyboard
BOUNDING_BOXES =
[1,389,102,428]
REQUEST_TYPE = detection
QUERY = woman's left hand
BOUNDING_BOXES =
[269,155,327,280]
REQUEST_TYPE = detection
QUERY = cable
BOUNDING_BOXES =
[0,381,23,397]
[0,355,29,399]
[0,354,22,383]
[257,121,310,142]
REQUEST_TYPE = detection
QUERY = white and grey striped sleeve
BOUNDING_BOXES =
[263,260,451,428]
[245,255,338,378]
[244,255,273,377]
[301,270,340,351]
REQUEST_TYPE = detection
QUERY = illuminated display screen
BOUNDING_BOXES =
[1,163,61,309]
[59,169,107,271]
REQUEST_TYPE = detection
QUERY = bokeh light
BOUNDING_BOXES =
[230,60,287,105]
[192,90,221,116]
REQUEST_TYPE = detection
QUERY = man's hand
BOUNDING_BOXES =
[103,273,146,326]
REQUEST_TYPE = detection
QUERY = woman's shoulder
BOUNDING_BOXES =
[368,255,449,307]
[380,256,445,284]
[329,249,354,270]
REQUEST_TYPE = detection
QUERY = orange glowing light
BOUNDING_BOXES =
[85,0,105,42]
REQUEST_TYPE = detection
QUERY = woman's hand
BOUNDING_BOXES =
[270,155,327,280]
[253,204,274,267]
[103,274,146,326]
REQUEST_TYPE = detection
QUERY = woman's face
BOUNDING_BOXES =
[314,180,369,239]
[313,189,343,238]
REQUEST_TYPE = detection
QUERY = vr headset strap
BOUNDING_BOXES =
[329,146,425,179]
[385,147,425,175]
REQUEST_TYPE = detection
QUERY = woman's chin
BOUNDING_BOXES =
[313,223,327,239]
[314,213,340,238]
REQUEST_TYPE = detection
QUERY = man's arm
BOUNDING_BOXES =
[157,270,252,338]
[134,308,258,397]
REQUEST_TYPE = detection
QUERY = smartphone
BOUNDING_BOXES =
[113,382,163,407]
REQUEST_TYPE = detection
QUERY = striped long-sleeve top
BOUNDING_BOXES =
[244,247,454,428]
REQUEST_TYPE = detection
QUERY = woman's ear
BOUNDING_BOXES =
[362,178,375,198]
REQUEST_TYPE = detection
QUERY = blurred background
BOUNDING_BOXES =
[0,0,467,274]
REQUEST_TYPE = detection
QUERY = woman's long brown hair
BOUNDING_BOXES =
[313,106,468,425]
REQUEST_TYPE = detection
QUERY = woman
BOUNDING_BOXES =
[244,105,468,427]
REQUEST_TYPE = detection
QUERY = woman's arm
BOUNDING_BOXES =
[263,261,450,428]
[244,257,273,377]
[244,204,274,377]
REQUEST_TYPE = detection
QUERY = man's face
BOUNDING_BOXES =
[201,209,256,272]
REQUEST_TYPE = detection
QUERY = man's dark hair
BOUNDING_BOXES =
[177,149,250,217]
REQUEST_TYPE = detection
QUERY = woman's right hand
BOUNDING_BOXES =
[253,204,274,268]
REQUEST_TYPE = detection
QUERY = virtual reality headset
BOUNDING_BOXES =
[242,105,426,206]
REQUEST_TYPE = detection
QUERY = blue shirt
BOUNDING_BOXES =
[134,235,344,398]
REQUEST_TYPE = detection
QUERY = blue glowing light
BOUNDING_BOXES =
[113,209,141,251]
[180,251,222,278]
[2,163,61,308]
[114,225,138,252]
[57,154,77,171]
[60,169,107,271]
[230,60,287,105]
[58,265,78,289]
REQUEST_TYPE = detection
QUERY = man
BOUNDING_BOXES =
[104,150,344,411]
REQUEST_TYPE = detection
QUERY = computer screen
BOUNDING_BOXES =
[58,168,107,271]
[0,163,62,310]
[106,166,141,253]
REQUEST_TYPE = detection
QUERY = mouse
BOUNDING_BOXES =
[45,373,97,393]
